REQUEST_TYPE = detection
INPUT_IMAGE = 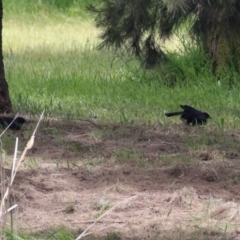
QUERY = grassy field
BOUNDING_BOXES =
[3,0,240,128]
[2,1,240,240]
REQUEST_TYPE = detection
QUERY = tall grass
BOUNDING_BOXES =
[4,43,240,128]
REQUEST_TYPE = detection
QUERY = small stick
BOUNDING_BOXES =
[75,195,137,240]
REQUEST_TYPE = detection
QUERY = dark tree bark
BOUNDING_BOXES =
[0,0,12,113]
[195,2,240,74]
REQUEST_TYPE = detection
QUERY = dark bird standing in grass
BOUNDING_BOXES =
[0,116,26,130]
[165,105,211,126]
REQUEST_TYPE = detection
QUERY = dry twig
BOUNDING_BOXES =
[75,195,137,240]
[0,111,44,220]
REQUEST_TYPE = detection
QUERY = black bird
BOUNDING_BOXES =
[0,116,26,130]
[165,105,211,126]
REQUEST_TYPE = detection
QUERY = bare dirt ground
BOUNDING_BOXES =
[3,119,240,239]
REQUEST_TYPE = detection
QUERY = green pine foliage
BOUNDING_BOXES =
[88,0,240,71]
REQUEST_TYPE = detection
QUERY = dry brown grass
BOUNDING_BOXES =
[1,119,240,239]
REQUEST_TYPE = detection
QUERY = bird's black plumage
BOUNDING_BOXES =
[165,105,211,126]
[0,116,26,130]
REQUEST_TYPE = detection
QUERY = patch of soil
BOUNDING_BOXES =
[3,119,240,239]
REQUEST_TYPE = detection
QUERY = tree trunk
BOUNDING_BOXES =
[206,23,229,73]
[0,0,12,113]
[201,9,240,74]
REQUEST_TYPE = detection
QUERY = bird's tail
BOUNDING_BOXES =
[165,111,183,117]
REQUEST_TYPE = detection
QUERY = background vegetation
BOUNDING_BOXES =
[3,0,240,125]
[2,1,240,239]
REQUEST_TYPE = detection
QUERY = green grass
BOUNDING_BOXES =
[3,0,100,20]
[5,225,124,240]
[4,39,240,128]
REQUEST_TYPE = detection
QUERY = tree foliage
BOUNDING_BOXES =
[88,0,240,71]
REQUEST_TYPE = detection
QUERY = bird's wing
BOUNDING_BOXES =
[180,105,202,115]
[180,105,196,111]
